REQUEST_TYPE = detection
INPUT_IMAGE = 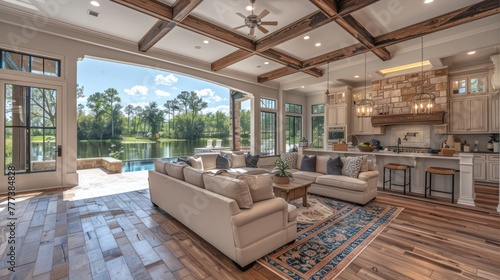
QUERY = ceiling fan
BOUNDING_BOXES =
[234,0,278,36]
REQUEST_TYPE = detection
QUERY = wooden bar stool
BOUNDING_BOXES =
[383,163,412,194]
[425,167,459,203]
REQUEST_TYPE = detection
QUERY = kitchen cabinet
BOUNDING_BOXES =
[487,155,499,183]
[450,74,488,96]
[491,94,499,132]
[327,105,346,126]
[350,107,385,135]
[474,154,499,184]
[474,155,487,181]
[327,91,346,105]
[449,96,488,133]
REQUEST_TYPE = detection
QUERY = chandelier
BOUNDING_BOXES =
[411,37,435,114]
[355,53,375,118]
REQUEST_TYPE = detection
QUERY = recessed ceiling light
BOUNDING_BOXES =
[315,43,321,47]
[194,46,201,49]
[303,36,310,40]
[424,0,433,3]
[354,75,360,78]
[467,51,476,55]
[246,5,253,11]
[301,86,305,88]
[203,40,209,44]
[90,1,100,7]
[264,61,269,65]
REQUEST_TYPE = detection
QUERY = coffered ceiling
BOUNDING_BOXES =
[1,0,499,95]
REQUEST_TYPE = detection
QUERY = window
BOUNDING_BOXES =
[5,84,57,174]
[285,116,301,152]
[312,104,324,114]
[1,49,60,77]
[311,116,324,148]
[260,111,276,156]
[260,98,276,109]
[285,103,302,114]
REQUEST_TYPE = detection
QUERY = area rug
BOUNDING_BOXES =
[258,195,403,279]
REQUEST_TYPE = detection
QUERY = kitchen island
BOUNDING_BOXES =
[303,148,475,207]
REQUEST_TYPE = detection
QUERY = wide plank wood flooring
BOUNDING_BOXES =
[0,169,498,279]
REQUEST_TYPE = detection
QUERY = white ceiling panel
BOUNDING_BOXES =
[227,55,283,76]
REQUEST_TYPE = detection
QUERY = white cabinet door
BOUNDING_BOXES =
[469,97,488,132]
[491,95,499,132]
[327,105,346,126]
[474,157,487,181]
[487,155,500,183]
[350,108,363,134]
[449,96,488,133]
[326,106,336,126]
[449,99,468,133]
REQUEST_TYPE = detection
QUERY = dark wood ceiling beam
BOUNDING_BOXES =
[211,50,253,71]
[259,49,323,78]
[255,0,379,52]
[309,0,337,17]
[138,0,203,52]
[374,0,500,48]
[258,68,300,83]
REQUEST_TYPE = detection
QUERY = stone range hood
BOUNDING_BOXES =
[371,111,445,127]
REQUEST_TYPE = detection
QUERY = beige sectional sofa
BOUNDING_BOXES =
[149,159,297,270]
[289,154,379,205]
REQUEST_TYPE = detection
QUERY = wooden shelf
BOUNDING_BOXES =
[371,111,445,127]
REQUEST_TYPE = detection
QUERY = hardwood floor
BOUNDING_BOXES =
[0,169,498,279]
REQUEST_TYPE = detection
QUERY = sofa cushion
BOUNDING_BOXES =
[292,171,324,182]
[183,166,206,188]
[327,156,343,175]
[232,154,246,168]
[316,175,368,192]
[245,153,260,168]
[280,152,298,169]
[216,154,230,169]
[300,155,317,172]
[296,154,304,170]
[342,156,364,178]
[358,171,379,181]
[154,159,169,175]
[359,155,369,172]
[164,162,186,180]
[315,156,330,174]
[203,174,253,209]
[189,156,203,170]
[238,173,275,203]
[196,153,219,170]
[287,204,298,222]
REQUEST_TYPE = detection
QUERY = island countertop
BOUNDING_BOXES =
[303,148,460,160]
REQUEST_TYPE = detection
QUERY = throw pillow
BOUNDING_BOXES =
[183,166,206,188]
[359,155,369,172]
[315,156,330,174]
[326,156,343,175]
[245,153,260,168]
[164,162,186,180]
[216,154,230,169]
[280,152,297,169]
[238,173,275,203]
[154,158,169,175]
[341,156,364,178]
[232,154,246,168]
[220,151,233,167]
[177,157,192,166]
[188,156,203,170]
[300,155,317,172]
[203,174,253,209]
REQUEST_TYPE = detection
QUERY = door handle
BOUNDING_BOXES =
[58,145,62,157]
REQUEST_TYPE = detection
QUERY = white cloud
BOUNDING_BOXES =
[195,88,223,103]
[155,89,171,97]
[202,105,230,116]
[124,85,149,96]
[155,74,178,86]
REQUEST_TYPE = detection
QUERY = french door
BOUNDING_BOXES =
[1,80,62,190]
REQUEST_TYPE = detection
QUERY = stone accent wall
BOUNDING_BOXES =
[372,68,448,115]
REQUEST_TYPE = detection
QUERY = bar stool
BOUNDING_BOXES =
[425,167,459,203]
[383,163,412,194]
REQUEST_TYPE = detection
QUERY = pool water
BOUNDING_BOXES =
[122,159,155,172]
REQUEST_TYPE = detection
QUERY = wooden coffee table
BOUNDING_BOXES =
[272,178,314,207]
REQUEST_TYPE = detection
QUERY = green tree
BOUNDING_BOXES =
[177,91,190,114]
[86,88,122,139]
[124,104,134,135]
[144,102,164,137]
[240,109,250,136]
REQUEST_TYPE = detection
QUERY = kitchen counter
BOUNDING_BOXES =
[302,148,476,209]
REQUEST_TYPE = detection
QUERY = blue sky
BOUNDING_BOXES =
[77,58,234,115]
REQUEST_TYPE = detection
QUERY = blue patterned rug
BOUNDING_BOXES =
[258,195,403,279]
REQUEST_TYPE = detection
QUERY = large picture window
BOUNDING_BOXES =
[260,111,276,156]
[311,116,324,148]
[285,115,302,152]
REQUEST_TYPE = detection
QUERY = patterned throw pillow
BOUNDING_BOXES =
[216,154,230,169]
[327,156,343,175]
[280,152,297,169]
[245,153,260,168]
[341,156,364,178]
[300,155,317,172]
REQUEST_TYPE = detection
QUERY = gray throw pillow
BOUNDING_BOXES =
[327,156,343,175]
[245,153,260,168]
[177,157,192,166]
[216,154,230,169]
[300,155,316,172]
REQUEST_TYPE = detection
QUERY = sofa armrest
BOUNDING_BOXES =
[358,170,379,181]
[231,198,288,227]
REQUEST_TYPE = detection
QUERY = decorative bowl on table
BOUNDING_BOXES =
[357,145,376,152]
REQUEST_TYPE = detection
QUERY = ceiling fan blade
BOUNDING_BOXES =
[249,27,255,36]
[258,25,269,34]
[234,25,247,30]
[258,9,270,19]
[261,21,278,26]
[236,12,247,19]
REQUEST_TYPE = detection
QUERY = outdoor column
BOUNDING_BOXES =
[457,153,475,207]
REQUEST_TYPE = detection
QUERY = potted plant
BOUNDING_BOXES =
[272,158,293,184]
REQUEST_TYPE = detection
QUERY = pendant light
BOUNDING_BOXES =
[355,53,375,118]
[411,36,435,114]
[324,62,330,95]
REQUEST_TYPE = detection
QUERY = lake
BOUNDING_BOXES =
[77,139,232,160]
